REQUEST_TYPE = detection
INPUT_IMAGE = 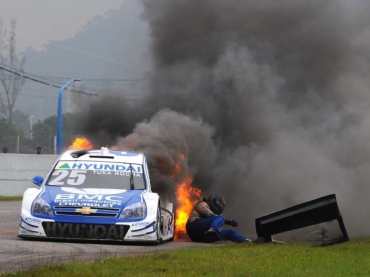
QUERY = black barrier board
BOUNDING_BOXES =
[255,194,349,246]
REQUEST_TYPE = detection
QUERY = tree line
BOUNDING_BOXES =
[1,112,81,154]
[0,18,80,154]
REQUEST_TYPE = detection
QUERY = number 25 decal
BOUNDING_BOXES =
[49,170,87,186]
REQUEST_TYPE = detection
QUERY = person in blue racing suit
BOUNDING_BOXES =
[186,194,259,243]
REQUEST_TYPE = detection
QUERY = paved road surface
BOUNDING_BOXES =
[0,201,215,274]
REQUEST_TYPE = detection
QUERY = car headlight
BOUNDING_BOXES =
[32,197,53,216]
[120,202,146,219]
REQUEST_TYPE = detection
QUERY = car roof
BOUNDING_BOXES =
[58,147,146,165]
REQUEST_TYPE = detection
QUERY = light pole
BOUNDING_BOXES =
[29,115,34,140]
[57,78,81,154]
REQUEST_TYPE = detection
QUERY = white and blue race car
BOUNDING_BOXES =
[19,147,175,244]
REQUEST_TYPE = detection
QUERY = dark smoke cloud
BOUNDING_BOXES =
[76,95,146,146]
[113,109,217,196]
[78,0,370,237]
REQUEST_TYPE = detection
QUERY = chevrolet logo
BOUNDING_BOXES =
[76,207,98,214]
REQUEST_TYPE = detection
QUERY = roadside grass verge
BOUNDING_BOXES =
[0,196,22,201]
[2,238,370,277]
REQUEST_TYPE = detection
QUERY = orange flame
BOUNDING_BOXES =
[68,137,94,150]
[175,177,202,239]
[170,153,202,240]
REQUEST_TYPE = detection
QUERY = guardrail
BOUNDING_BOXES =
[0,153,59,196]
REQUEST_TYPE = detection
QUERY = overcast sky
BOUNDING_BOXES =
[0,0,126,52]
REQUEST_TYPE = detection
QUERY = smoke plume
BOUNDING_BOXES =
[114,109,217,197]
[78,0,370,237]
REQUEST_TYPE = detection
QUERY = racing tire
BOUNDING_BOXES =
[153,204,162,245]
[168,211,175,241]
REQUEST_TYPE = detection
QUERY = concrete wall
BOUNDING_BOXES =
[0,153,59,196]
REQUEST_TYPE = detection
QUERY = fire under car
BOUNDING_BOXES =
[18,147,175,244]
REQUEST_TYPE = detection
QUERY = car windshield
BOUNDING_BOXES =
[46,161,145,190]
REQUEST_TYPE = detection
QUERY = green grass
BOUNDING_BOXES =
[3,238,370,277]
[0,196,22,201]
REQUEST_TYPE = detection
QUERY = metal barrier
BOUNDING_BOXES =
[0,153,58,196]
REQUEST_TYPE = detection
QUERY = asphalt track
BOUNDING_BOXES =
[0,201,215,274]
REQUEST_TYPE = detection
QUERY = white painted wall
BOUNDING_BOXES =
[0,153,59,196]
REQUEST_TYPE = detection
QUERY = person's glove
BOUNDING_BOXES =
[225,219,238,227]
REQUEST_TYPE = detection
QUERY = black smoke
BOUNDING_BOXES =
[77,0,370,237]
[114,109,217,197]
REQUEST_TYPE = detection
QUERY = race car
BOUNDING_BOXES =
[19,147,175,244]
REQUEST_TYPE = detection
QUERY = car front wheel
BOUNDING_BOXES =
[154,204,161,245]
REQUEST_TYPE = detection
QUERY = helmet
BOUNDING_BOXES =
[207,195,226,215]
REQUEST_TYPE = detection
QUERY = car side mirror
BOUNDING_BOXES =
[33,176,44,187]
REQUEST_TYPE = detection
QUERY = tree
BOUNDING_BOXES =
[0,117,19,152]
[12,109,31,136]
[0,18,25,124]
[32,113,81,154]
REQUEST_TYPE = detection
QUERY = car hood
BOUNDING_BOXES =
[43,186,144,209]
